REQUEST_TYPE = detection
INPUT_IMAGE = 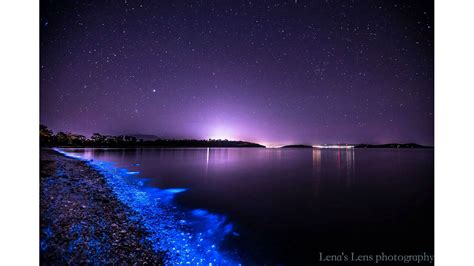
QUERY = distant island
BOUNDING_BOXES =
[40,125,264,148]
[282,143,432,149]
[354,143,433,149]
[281,145,313,148]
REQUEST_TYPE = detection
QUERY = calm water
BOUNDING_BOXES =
[62,148,434,265]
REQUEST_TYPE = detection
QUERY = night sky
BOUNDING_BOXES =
[40,0,433,146]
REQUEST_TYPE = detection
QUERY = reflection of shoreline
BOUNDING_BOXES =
[205,147,210,175]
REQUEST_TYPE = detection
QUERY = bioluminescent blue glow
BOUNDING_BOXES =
[165,188,188,194]
[53,148,241,265]
[126,171,141,175]
[192,209,209,217]
[40,226,53,252]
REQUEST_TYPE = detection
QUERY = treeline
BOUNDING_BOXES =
[40,125,264,148]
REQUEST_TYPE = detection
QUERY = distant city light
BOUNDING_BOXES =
[263,145,355,149]
[265,145,284,148]
[313,145,354,149]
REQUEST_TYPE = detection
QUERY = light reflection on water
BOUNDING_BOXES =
[312,148,355,194]
[312,148,322,195]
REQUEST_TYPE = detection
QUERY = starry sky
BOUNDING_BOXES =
[40,0,433,146]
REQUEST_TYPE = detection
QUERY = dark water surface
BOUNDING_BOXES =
[63,148,433,265]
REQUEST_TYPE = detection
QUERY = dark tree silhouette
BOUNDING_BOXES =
[39,125,265,148]
[40,124,54,146]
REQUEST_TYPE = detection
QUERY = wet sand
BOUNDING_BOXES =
[40,149,164,264]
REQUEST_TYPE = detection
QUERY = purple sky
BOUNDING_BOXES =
[40,0,433,146]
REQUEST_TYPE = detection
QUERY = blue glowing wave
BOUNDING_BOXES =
[54,148,241,265]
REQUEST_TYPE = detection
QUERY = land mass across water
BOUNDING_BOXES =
[41,125,432,149]
[281,143,432,149]
[281,145,313,148]
[354,143,433,149]
[41,125,264,148]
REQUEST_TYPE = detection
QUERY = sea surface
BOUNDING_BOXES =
[60,147,434,265]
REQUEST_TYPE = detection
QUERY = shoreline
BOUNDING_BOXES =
[40,149,164,264]
[41,148,240,265]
